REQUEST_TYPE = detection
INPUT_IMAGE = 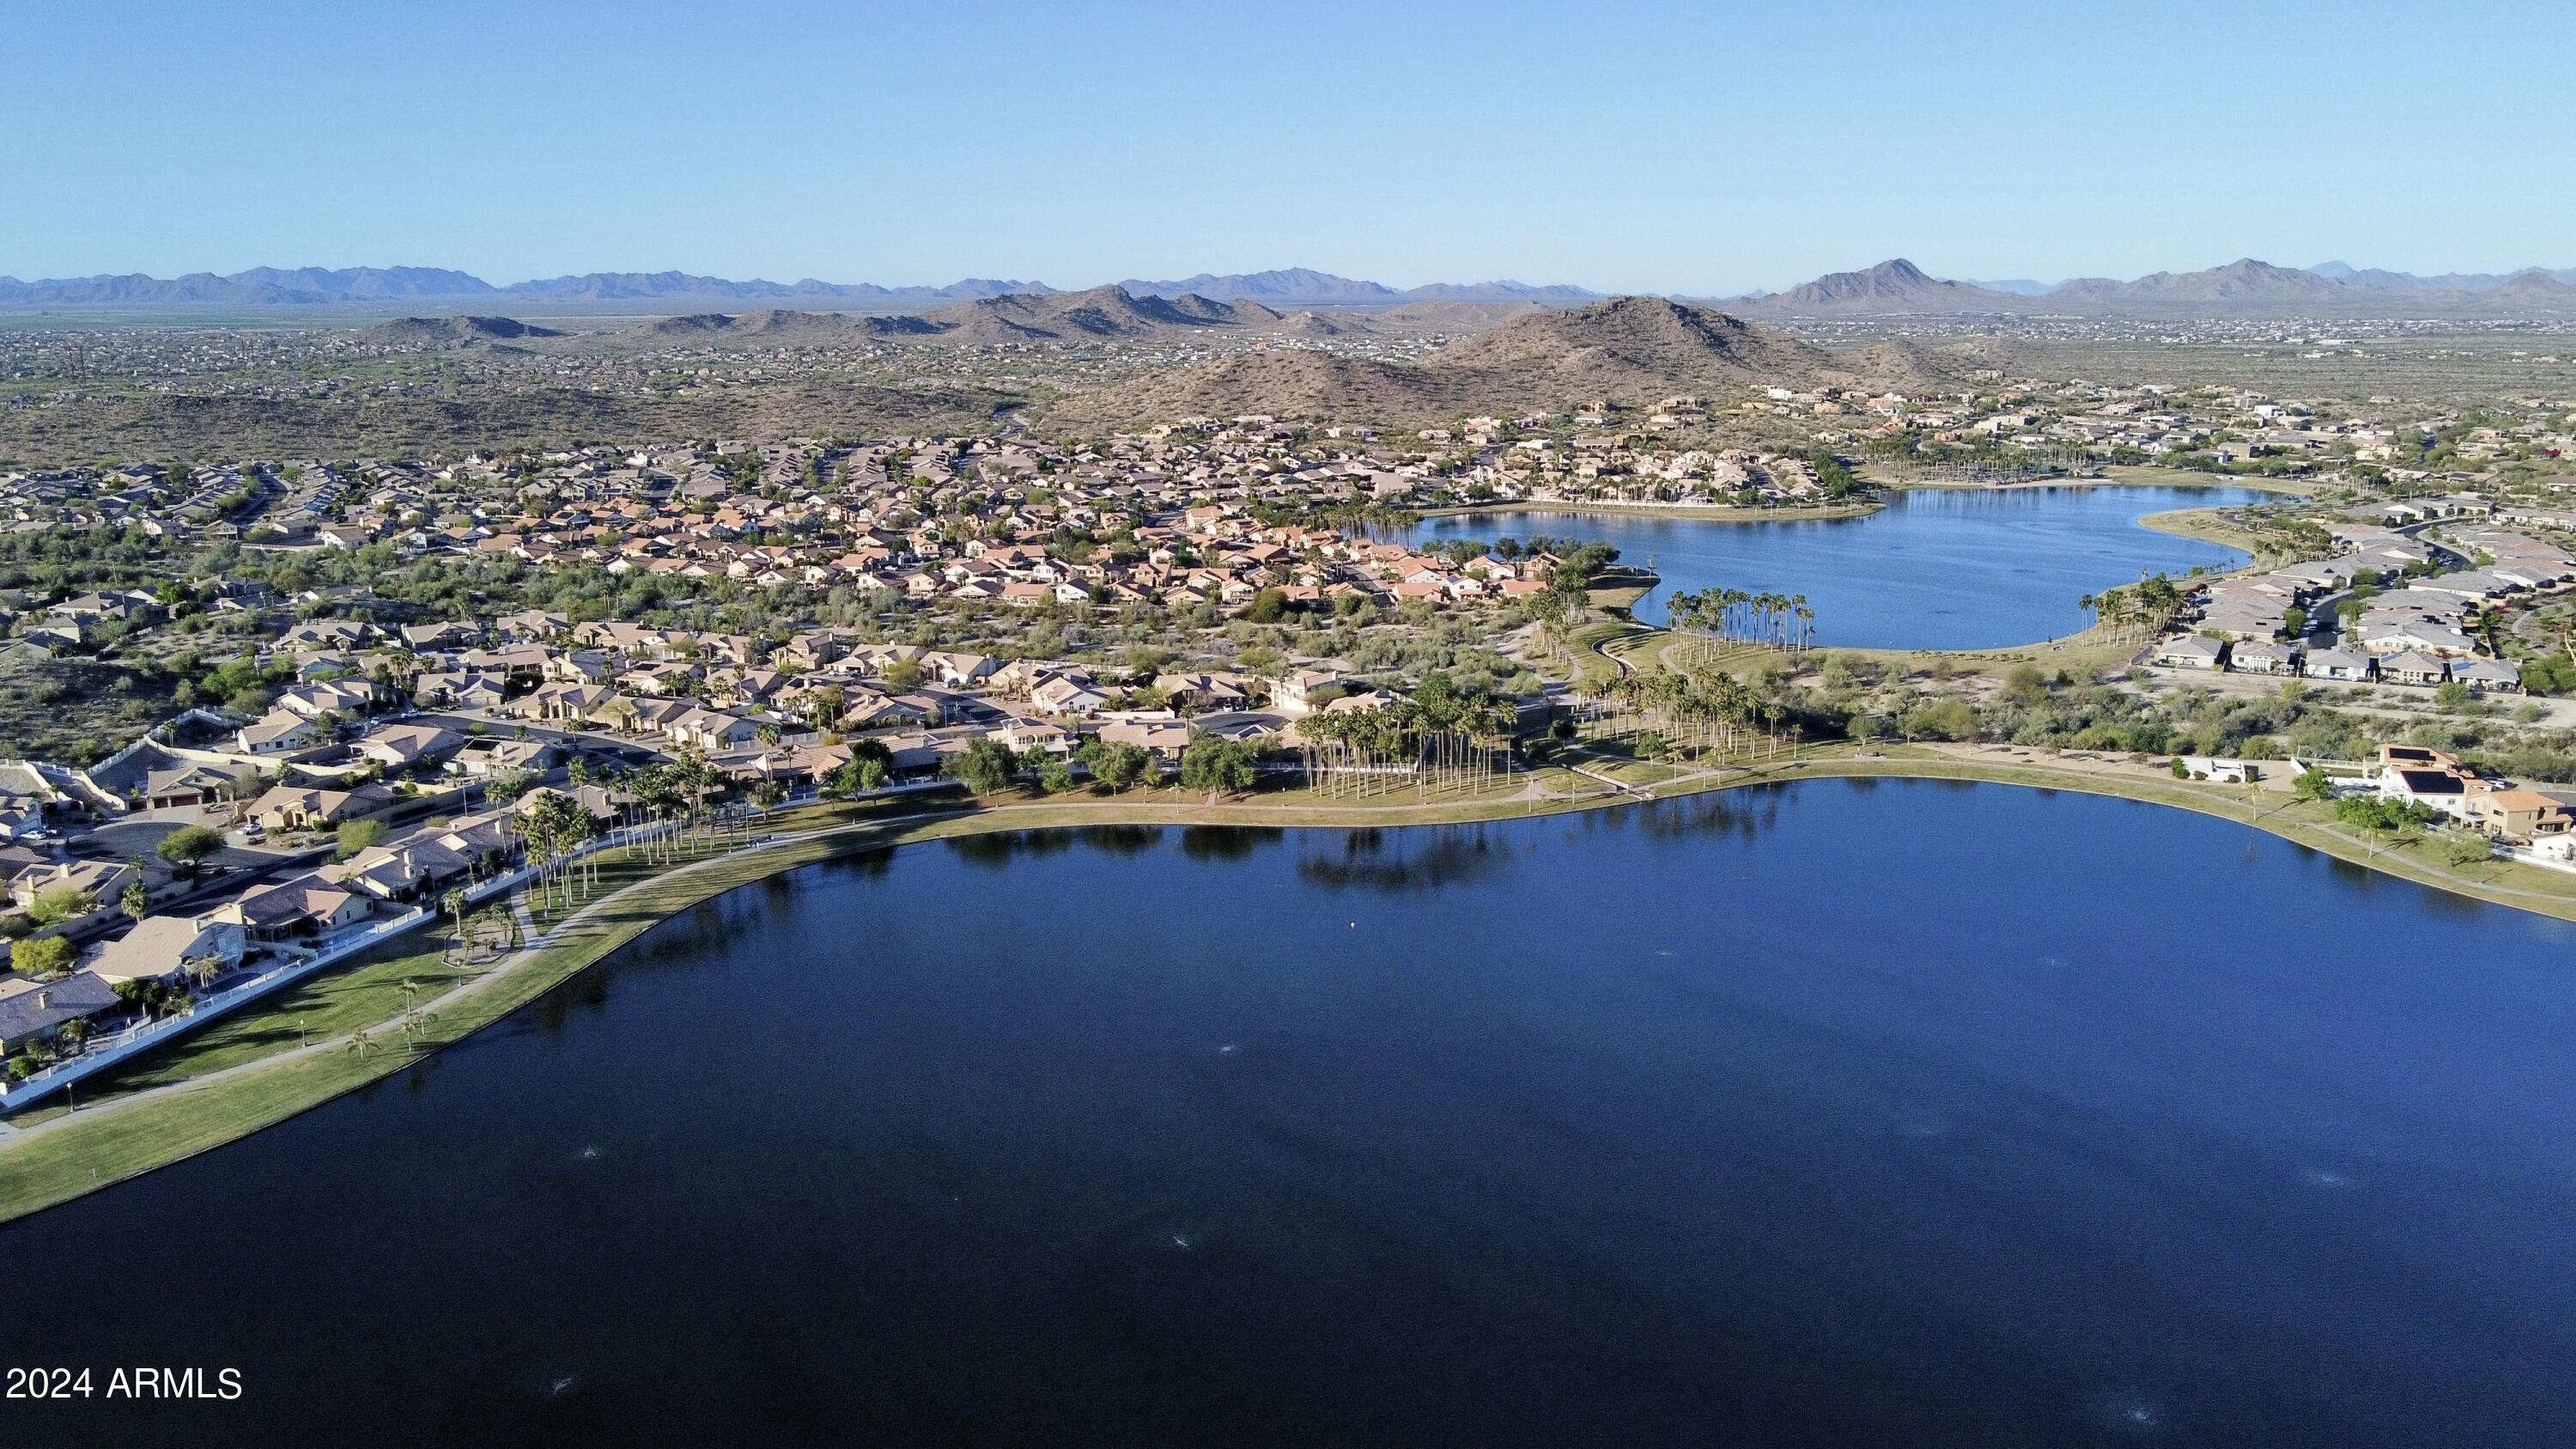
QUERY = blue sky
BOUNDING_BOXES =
[16,0,2568,293]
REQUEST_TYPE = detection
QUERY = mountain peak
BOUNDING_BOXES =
[1741,259,2018,314]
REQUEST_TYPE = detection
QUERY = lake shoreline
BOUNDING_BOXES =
[1878,467,2312,499]
[1410,499,1883,523]
[1410,470,2304,528]
[5,748,2571,1228]
[1409,480,2267,642]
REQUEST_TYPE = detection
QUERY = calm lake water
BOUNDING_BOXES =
[13,778,2576,1448]
[1406,485,2269,645]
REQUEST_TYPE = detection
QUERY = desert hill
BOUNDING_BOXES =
[924,284,1278,342]
[623,310,948,340]
[354,315,564,346]
[1054,295,1850,424]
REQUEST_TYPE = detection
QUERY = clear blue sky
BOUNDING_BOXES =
[19,0,2567,293]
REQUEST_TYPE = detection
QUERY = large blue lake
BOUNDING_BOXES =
[12,778,2576,1447]
[1406,485,2269,646]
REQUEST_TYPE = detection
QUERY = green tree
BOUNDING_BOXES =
[1179,734,1259,795]
[336,819,387,860]
[156,824,226,874]
[1899,699,1981,742]
[1077,738,1152,792]
[27,885,94,927]
[10,935,72,977]
[120,879,151,919]
[942,739,1020,795]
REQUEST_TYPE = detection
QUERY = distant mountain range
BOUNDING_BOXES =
[12,259,2576,319]
[1720,258,2576,317]
[0,265,1596,311]
[0,268,1054,309]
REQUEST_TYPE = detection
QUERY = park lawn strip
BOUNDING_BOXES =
[1568,620,1650,691]
[3,928,467,1128]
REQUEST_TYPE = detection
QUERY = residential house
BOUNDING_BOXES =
[214,874,371,941]
[2151,636,2228,671]
[0,971,119,1055]
[88,914,246,986]
[353,723,465,774]
[238,709,323,756]
[2300,648,2373,683]
[2377,651,2452,688]
[2467,785,2576,844]
[245,785,363,834]
[11,859,137,919]
[1030,674,1112,716]
[2227,641,2300,676]
[1275,668,1346,715]
[2450,658,2523,693]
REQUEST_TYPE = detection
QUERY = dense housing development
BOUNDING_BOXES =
[5,276,2576,1130]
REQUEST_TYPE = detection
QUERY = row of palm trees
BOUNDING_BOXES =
[1593,664,1794,760]
[1295,688,1523,798]
[1666,588,1816,654]
[428,750,766,959]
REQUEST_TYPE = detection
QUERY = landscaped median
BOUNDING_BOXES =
[6,744,2571,1226]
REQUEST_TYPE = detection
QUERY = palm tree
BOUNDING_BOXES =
[442,886,469,966]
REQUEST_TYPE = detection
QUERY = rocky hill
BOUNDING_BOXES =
[1726,259,2026,315]
[623,310,949,341]
[354,315,565,346]
[923,284,1278,342]
[2049,258,2347,307]
[1277,309,1369,337]
[1054,295,1847,424]
[1432,295,1830,386]
[2479,270,2576,311]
